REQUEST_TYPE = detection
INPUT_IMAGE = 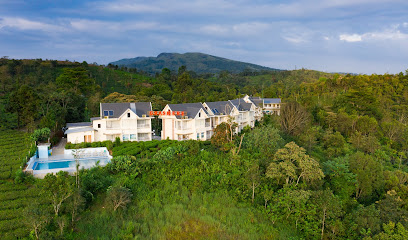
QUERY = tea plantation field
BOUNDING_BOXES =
[0,130,41,239]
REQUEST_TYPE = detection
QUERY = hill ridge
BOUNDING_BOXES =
[110,52,280,74]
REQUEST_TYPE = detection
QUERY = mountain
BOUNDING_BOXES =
[110,52,280,74]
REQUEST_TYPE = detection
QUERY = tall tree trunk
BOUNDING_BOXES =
[252,182,255,203]
[321,208,326,240]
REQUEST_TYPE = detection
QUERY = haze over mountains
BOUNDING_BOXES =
[110,52,280,74]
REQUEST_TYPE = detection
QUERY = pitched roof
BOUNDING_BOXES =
[264,98,281,104]
[100,102,152,118]
[205,101,235,115]
[230,99,253,111]
[66,122,92,128]
[167,103,206,119]
[64,127,95,135]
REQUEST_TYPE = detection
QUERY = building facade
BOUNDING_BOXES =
[242,95,281,116]
[160,103,212,141]
[161,100,257,141]
[66,102,153,144]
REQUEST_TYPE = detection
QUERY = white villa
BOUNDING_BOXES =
[65,102,153,144]
[242,95,281,116]
[160,103,212,141]
[65,96,281,143]
[160,99,257,141]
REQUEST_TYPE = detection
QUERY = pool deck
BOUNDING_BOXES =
[25,144,112,178]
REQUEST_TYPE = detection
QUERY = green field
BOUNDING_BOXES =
[0,130,41,239]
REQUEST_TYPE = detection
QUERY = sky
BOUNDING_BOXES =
[0,0,408,74]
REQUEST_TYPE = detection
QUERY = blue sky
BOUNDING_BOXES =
[1,0,408,74]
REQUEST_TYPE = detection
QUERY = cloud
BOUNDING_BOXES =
[0,17,64,32]
[283,35,307,43]
[70,19,161,33]
[340,24,408,42]
[96,1,164,13]
[339,34,362,42]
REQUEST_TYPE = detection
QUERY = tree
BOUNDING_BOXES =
[323,157,356,200]
[349,152,384,202]
[43,171,75,216]
[349,132,380,154]
[280,101,310,136]
[67,189,85,224]
[266,142,324,187]
[371,221,408,240]
[56,67,94,96]
[31,127,51,143]
[312,189,343,240]
[246,162,261,203]
[105,185,133,212]
[299,126,321,152]
[377,190,408,227]
[211,122,234,152]
[7,84,38,128]
[24,201,49,240]
[322,130,346,157]
[243,125,284,160]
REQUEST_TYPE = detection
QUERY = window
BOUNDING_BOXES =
[197,133,200,139]
[201,132,204,138]
[130,134,137,140]
[199,112,201,117]
[97,124,101,128]
[109,110,114,116]
[122,134,129,141]
[103,110,109,116]
[127,112,131,118]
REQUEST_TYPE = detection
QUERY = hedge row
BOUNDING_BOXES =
[0,188,40,202]
[0,183,27,192]
[2,227,28,240]
[0,208,23,221]
[0,218,25,232]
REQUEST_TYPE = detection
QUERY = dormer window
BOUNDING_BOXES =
[103,110,114,116]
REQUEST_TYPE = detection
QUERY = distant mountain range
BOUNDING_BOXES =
[109,52,280,74]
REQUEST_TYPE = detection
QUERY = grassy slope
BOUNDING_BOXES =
[65,141,290,239]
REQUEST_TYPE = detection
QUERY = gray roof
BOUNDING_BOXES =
[90,117,101,121]
[100,102,152,118]
[264,98,281,104]
[167,103,206,119]
[230,99,253,111]
[65,127,95,135]
[205,101,235,115]
[66,122,92,128]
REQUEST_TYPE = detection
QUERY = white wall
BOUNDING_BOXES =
[67,130,94,144]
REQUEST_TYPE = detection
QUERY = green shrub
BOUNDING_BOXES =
[14,169,25,184]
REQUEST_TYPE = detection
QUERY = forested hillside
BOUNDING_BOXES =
[110,52,279,74]
[1,57,408,239]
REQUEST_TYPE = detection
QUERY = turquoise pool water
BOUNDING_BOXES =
[34,157,110,170]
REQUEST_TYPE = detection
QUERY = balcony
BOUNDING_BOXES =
[137,124,150,129]
[175,127,193,134]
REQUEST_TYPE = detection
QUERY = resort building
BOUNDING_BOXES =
[66,102,153,144]
[160,103,212,141]
[65,96,282,143]
[203,100,255,133]
[242,95,281,116]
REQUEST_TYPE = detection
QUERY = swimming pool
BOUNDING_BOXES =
[33,157,111,170]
